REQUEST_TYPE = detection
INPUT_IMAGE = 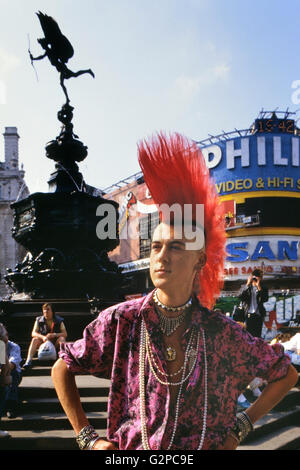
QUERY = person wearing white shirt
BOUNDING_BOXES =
[0,324,22,419]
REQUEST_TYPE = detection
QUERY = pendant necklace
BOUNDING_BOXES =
[139,319,208,450]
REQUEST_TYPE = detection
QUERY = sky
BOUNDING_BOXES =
[1,0,300,195]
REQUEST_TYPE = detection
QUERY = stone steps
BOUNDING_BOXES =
[236,389,300,450]
[0,361,300,450]
[239,424,300,450]
[20,396,108,414]
[0,362,110,450]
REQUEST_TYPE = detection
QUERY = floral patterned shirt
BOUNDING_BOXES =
[59,291,291,450]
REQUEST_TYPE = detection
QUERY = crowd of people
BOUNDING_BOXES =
[0,302,67,439]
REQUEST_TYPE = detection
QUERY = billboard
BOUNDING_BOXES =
[224,235,300,280]
[200,118,300,197]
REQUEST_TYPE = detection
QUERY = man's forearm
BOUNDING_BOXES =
[246,364,299,425]
[32,332,46,341]
[51,358,90,434]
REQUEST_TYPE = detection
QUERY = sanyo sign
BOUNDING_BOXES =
[200,133,300,196]
[225,236,300,279]
[226,236,300,263]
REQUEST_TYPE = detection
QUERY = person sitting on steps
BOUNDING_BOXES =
[23,303,67,369]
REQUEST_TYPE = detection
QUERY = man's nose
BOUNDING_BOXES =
[157,245,169,262]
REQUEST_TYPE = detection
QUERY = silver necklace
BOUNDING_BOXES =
[145,326,200,385]
[156,308,188,337]
[139,319,208,450]
[153,290,193,312]
[153,291,192,337]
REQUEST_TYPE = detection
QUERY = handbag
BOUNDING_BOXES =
[38,340,57,361]
[232,303,246,322]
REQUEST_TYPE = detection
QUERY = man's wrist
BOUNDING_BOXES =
[76,425,100,450]
[231,411,254,444]
[86,437,101,450]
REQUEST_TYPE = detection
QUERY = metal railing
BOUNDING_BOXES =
[225,213,261,231]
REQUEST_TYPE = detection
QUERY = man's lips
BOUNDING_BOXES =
[155,268,170,274]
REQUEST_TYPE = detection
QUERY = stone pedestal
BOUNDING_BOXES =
[3,102,122,302]
[5,191,121,300]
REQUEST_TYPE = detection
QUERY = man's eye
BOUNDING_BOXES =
[151,244,160,250]
[171,244,183,250]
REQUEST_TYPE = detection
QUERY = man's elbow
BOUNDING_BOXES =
[287,364,299,388]
[51,357,68,381]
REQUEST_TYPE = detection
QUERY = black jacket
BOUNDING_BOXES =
[238,284,269,318]
[36,315,64,335]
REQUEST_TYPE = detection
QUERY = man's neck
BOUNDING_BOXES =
[155,289,193,317]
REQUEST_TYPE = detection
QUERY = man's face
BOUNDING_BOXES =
[150,222,205,296]
[42,304,53,320]
[252,272,262,284]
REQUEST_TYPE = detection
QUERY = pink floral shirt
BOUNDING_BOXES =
[59,291,291,450]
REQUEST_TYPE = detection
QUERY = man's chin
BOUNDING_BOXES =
[152,279,170,291]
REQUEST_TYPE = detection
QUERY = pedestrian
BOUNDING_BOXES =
[238,269,268,338]
[23,303,67,369]
[52,133,298,450]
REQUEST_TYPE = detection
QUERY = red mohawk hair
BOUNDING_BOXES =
[138,132,226,310]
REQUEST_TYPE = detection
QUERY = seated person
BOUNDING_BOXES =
[1,324,22,418]
[271,332,300,369]
[282,332,300,355]
[0,324,12,437]
[23,303,67,369]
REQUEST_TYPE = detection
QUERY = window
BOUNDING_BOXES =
[139,211,159,258]
[243,197,300,228]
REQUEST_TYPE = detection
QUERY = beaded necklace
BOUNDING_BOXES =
[139,319,208,450]
[145,326,199,385]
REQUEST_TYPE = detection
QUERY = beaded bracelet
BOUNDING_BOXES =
[76,425,100,450]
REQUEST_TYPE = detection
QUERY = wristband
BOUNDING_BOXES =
[76,425,100,450]
[228,430,240,445]
[86,437,101,450]
[231,411,253,444]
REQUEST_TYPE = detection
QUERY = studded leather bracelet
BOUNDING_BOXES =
[230,411,254,444]
[76,425,100,450]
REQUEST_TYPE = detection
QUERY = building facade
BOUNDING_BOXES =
[0,127,29,298]
[104,111,300,326]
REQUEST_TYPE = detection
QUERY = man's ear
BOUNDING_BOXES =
[195,250,206,271]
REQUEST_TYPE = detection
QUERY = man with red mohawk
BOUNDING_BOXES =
[52,133,298,451]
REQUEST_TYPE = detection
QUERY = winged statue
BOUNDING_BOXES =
[29,11,95,104]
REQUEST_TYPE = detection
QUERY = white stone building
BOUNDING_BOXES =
[0,127,29,298]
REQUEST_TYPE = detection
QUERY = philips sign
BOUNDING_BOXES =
[200,132,300,196]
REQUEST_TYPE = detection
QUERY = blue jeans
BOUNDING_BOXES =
[6,369,22,403]
[0,386,8,418]
[0,369,22,417]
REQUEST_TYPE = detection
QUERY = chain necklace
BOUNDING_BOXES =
[156,308,188,337]
[139,319,208,450]
[153,291,192,337]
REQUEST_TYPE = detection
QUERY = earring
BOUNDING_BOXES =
[192,272,200,295]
